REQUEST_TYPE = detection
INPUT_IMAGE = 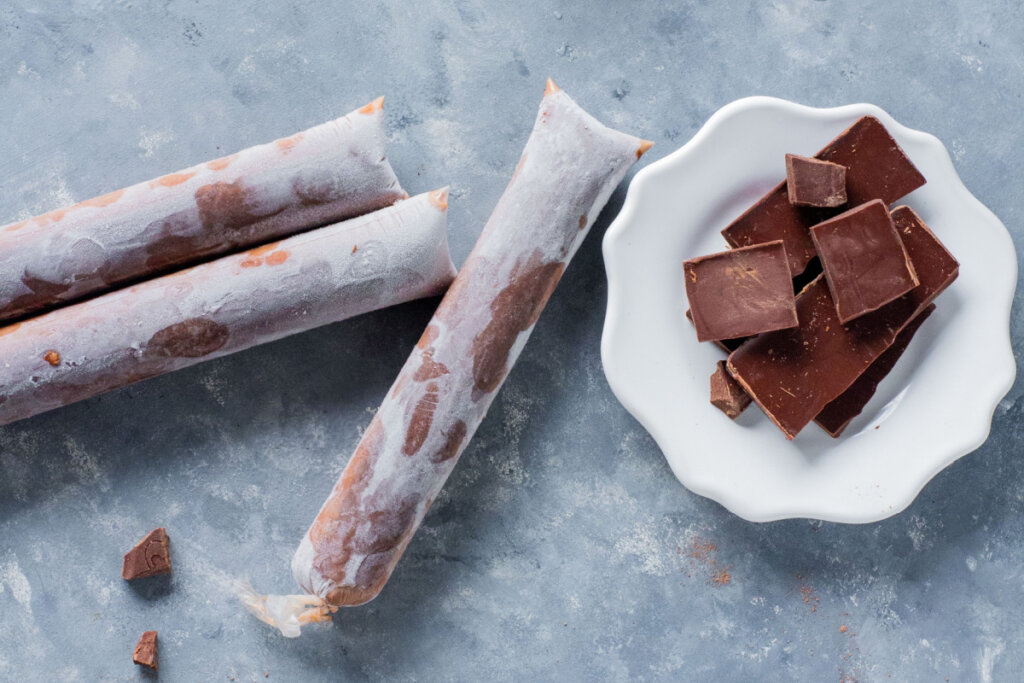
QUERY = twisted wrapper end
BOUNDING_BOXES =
[235,579,337,638]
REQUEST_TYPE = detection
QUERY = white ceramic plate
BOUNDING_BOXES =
[601,97,1017,523]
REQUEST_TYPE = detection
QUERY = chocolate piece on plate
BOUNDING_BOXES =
[132,631,158,670]
[722,116,927,275]
[785,154,847,207]
[683,241,797,343]
[685,309,745,352]
[810,199,919,323]
[727,208,957,439]
[121,527,172,580]
[815,304,935,437]
[710,361,751,419]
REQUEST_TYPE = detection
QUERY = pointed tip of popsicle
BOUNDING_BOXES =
[544,78,561,96]
[428,187,450,211]
[359,96,385,114]
[636,140,654,159]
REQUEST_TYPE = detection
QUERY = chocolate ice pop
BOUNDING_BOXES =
[0,99,405,322]
[0,192,455,427]
[289,80,650,611]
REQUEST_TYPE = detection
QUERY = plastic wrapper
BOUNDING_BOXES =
[0,98,405,322]
[287,80,650,612]
[0,191,455,427]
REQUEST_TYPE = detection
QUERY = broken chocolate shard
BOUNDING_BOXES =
[810,199,919,323]
[121,527,171,580]
[683,241,797,342]
[722,116,926,275]
[727,207,956,439]
[815,304,935,437]
[132,630,158,670]
[785,154,847,208]
[710,360,751,419]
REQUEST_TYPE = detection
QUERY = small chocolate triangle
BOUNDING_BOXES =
[132,630,158,670]
[121,527,171,580]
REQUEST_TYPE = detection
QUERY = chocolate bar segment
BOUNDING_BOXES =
[710,361,751,419]
[727,207,957,439]
[815,304,935,437]
[810,199,919,322]
[683,241,797,342]
[786,154,847,207]
[122,528,171,580]
[685,309,745,352]
[722,116,926,274]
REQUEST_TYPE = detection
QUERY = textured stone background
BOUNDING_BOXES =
[1,1,1021,681]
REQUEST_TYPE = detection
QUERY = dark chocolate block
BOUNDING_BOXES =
[722,116,926,275]
[121,527,171,580]
[710,360,751,419]
[815,304,935,437]
[786,154,847,207]
[685,309,745,352]
[132,631,158,670]
[810,199,919,323]
[683,241,797,342]
[727,207,957,439]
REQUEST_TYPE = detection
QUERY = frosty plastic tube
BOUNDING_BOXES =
[0,191,455,427]
[290,80,650,611]
[0,99,405,322]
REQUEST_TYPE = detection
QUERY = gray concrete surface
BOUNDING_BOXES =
[1,1,1022,680]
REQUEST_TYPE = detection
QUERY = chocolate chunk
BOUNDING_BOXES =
[121,527,171,580]
[132,630,158,670]
[685,309,745,352]
[815,304,935,437]
[810,199,919,322]
[722,116,926,275]
[710,361,751,419]
[683,241,797,342]
[785,154,847,207]
[727,207,957,439]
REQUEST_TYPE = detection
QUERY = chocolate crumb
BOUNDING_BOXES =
[132,630,158,670]
[122,527,171,580]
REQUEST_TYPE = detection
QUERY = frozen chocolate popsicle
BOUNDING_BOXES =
[815,304,935,437]
[722,116,926,275]
[0,99,405,323]
[810,199,919,323]
[727,206,957,439]
[290,80,650,611]
[683,241,797,342]
[0,192,455,428]
[785,154,847,208]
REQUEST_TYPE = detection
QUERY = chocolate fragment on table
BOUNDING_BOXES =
[722,116,926,275]
[0,192,456,428]
[683,241,797,342]
[685,309,745,352]
[815,304,935,437]
[785,154,847,208]
[122,528,171,580]
[0,99,405,323]
[132,631,158,670]
[291,80,650,609]
[810,199,919,322]
[710,361,751,419]
[727,207,957,439]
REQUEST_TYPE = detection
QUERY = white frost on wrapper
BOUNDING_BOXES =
[235,580,336,638]
[290,80,651,608]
